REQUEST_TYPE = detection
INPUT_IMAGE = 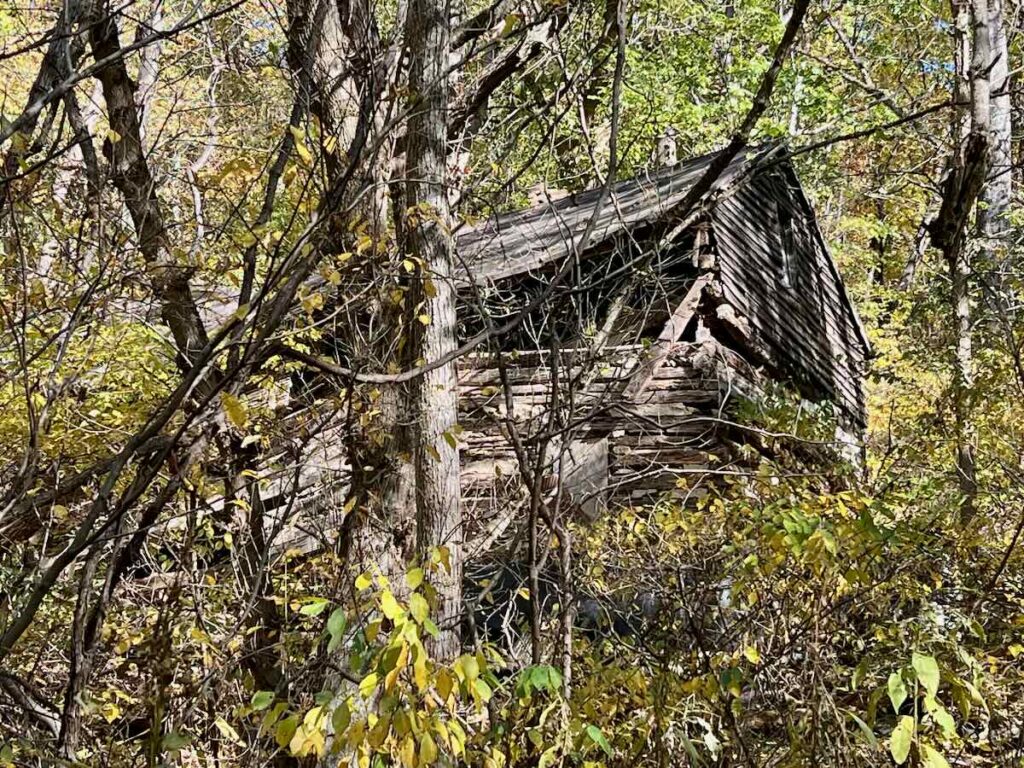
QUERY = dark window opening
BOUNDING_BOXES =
[777,203,797,289]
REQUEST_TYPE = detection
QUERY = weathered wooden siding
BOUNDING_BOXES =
[710,166,868,427]
[458,340,760,517]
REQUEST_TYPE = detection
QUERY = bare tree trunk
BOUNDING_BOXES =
[134,2,164,144]
[930,0,992,519]
[284,0,416,584]
[950,234,978,517]
[404,0,462,660]
[977,0,1011,260]
[87,1,210,370]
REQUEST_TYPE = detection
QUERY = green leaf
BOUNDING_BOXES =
[889,715,915,765]
[887,671,907,713]
[332,701,350,734]
[585,724,613,756]
[851,658,869,690]
[275,715,299,748]
[924,695,957,736]
[537,746,559,768]
[473,678,493,702]
[251,691,275,711]
[921,744,951,768]
[299,598,329,617]
[912,653,940,697]
[327,608,347,639]
[847,711,877,748]
[500,12,519,36]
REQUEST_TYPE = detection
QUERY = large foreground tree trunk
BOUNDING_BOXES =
[404,0,463,660]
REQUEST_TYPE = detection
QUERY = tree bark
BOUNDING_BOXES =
[977,0,1011,257]
[87,1,210,370]
[928,0,992,519]
[404,0,462,660]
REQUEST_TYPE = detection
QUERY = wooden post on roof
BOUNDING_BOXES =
[655,127,678,167]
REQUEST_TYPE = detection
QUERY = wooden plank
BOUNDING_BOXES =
[622,274,714,400]
[560,439,609,518]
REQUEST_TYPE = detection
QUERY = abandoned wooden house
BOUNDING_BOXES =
[453,141,869,522]
[244,141,871,555]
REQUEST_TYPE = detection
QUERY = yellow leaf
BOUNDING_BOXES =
[413,644,428,691]
[221,392,248,429]
[417,314,431,325]
[500,12,519,36]
[437,546,452,574]
[409,593,429,624]
[303,706,324,729]
[401,736,417,768]
[381,589,402,620]
[406,567,424,590]
[436,669,454,702]
[106,129,122,143]
[214,716,242,744]
[359,672,379,698]
[396,641,409,671]
[419,732,438,765]
[455,654,479,683]
[289,125,313,165]
[743,646,761,664]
